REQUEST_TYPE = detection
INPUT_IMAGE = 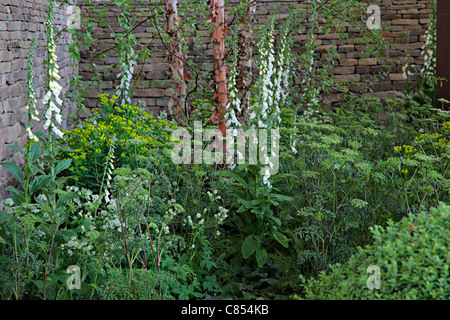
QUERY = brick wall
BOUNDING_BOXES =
[0,0,77,202]
[79,0,431,112]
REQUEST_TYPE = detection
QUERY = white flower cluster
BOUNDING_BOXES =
[250,13,293,131]
[66,186,101,213]
[179,189,230,235]
[3,198,14,207]
[116,47,136,105]
[207,189,221,201]
[402,62,414,80]
[141,200,181,237]
[421,0,436,81]
[262,167,272,187]
[26,37,40,143]
[42,1,64,139]
[64,186,123,236]
[225,81,242,128]
[185,214,193,227]
[164,206,179,220]
[26,104,40,142]
[103,138,116,204]
[249,19,276,128]
[37,194,48,202]
[60,236,95,256]
[214,206,228,225]
[225,26,243,128]
[183,207,206,229]
[102,217,124,232]
[273,16,292,120]
[239,14,292,188]
[291,141,298,155]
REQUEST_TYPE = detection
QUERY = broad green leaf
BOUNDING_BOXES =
[30,175,54,194]
[30,142,41,163]
[0,211,10,220]
[1,162,24,184]
[57,191,76,208]
[238,199,260,209]
[29,164,43,176]
[77,219,92,234]
[269,193,293,204]
[256,247,267,268]
[55,176,72,187]
[269,215,282,226]
[5,186,25,206]
[6,145,25,155]
[31,280,44,291]
[55,159,72,175]
[242,235,259,259]
[173,203,185,212]
[217,170,250,190]
[57,229,77,242]
[273,231,290,248]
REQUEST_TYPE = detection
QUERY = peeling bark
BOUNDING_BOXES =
[164,0,189,126]
[209,0,229,137]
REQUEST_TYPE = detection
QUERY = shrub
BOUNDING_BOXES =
[302,202,450,300]
[61,94,177,190]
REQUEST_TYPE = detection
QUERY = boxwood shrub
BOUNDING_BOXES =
[302,202,450,300]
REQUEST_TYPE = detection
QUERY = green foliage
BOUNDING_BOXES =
[1,0,444,301]
[301,202,450,300]
[0,1,78,299]
[189,99,213,125]
[217,165,292,272]
[269,94,450,293]
[61,94,177,191]
[401,1,447,121]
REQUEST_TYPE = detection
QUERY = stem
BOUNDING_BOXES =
[143,181,162,299]
[118,193,137,299]
[42,209,58,300]
[12,217,20,300]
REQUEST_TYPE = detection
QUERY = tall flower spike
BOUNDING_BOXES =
[273,9,294,123]
[249,13,277,129]
[421,0,436,81]
[115,48,136,105]
[114,3,136,106]
[303,0,320,109]
[225,24,243,129]
[43,0,64,139]
[26,36,40,143]
[103,136,116,204]
[250,10,294,187]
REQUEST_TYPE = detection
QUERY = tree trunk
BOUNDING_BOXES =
[236,0,256,125]
[209,0,229,137]
[164,0,189,126]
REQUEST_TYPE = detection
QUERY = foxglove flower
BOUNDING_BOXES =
[421,0,436,81]
[26,36,40,143]
[43,0,64,139]
[104,188,110,204]
[116,47,136,105]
